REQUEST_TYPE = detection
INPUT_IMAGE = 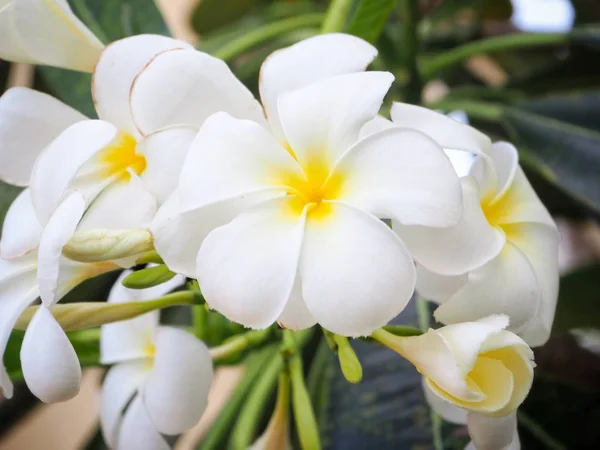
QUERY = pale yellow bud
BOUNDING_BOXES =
[62,228,154,263]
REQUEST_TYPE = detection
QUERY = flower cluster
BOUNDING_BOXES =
[0,1,559,449]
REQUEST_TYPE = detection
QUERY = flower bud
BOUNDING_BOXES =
[121,264,176,289]
[372,315,534,417]
[62,228,154,263]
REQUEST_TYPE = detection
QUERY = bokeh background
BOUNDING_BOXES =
[1,0,600,448]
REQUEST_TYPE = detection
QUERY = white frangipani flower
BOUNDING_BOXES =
[100,271,213,449]
[149,33,463,337]
[380,106,559,346]
[0,0,103,72]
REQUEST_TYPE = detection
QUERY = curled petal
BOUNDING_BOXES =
[422,377,467,425]
[333,127,462,227]
[93,35,192,136]
[142,327,213,435]
[13,0,103,72]
[21,307,81,403]
[196,196,306,329]
[259,33,377,140]
[1,189,42,259]
[300,203,415,337]
[0,87,86,186]
[130,48,265,136]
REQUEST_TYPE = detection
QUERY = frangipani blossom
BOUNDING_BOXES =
[0,0,103,72]
[424,382,520,450]
[100,271,213,449]
[384,106,559,346]
[0,191,117,402]
[150,33,463,337]
[374,315,534,418]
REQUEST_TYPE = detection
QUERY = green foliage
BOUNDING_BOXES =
[347,0,395,43]
[553,264,600,332]
[192,0,263,35]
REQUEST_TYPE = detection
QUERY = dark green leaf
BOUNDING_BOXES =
[553,264,600,332]
[503,107,600,214]
[191,0,262,35]
[520,91,600,130]
[348,0,395,44]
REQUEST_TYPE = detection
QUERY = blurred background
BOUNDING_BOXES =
[2,0,600,448]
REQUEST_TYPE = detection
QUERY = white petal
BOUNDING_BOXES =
[178,112,299,212]
[197,196,306,329]
[467,412,520,450]
[507,223,560,347]
[300,203,415,337]
[277,275,316,331]
[0,252,39,399]
[142,326,213,435]
[390,103,491,154]
[0,189,42,259]
[278,71,393,169]
[93,35,192,136]
[151,190,280,278]
[259,33,377,140]
[100,361,148,448]
[415,264,467,304]
[21,307,81,403]
[333,127,462,227]
[37,191,85,307]
[137,126,198,205]
[30,120,119,224]
[396,177,505,275]
[435,243,540,334]
[0,87,86,186]
[130,48,265,136]
[486,142,518,202]
[422,377,467,425]
[13,0,103,72]
[77,173,157,231]
[117,396,169,450]
[358,115,395,139]
[0,1,33,63]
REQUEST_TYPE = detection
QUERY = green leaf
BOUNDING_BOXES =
[502,107,600,214]
[348,0,395,44]
[191,0,262,35]
[38,0,170,117]
[553,264,600,332]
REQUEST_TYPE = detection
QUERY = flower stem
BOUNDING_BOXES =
[321,0,354,33]
[422,32,568,80]
[209,328,273,363]
[212,14,324,62]
[400,0,422,104]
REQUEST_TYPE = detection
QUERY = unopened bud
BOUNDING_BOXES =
[63,228,154,263]
[333,334,363,384]
[122,264,176,289]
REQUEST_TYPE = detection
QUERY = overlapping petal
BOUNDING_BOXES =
[93,35,192,136]
[259,33,377,140]
[415,264,467,304]
[466,412,520,450]
[422,378,467,424]
[277,276,316,331]
[300,203,415,336]
[142,326,213,435]
[117,397,169,450]
[332,127,462,227]
[20,306,81,403]
[196,196,306,329]
[0,189,42,259]
[278,71,393,169]
[100,361,148,448]
[0,87,86,186]
[13,0,103,72]
[396,177,505,275]
[0,1,33,63]
[178,112,297,212]
[129,48,265,136]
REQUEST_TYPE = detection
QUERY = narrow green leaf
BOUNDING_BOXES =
[347,0,395,44]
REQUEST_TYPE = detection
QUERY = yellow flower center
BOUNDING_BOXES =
[480,184,521,241]
[98,132,147,181]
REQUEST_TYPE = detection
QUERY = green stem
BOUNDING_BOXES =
[518,411,567,450]
[400,0,422,104]
[193,306,207,341]
[209,328,273,363]
[430,99,504,121]
[422,32,568,79]
[229,354,284,449]
[212,14,324,61]
[416,295,431,332]
[321,0,354,33]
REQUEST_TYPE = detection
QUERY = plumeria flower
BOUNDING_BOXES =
[100,270,213,449]
[373,315,534,418]
[0,0,103,72]
[150,33,463,337]
[363,105,559,346]
[0,190,118,402]
[424,383,520,450]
